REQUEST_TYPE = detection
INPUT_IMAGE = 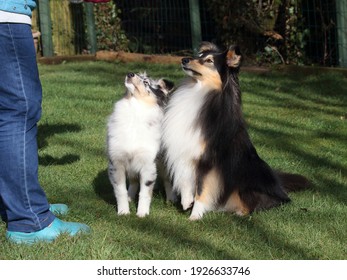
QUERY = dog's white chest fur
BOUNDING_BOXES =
[107,97,163,172]
[162,81,208,208]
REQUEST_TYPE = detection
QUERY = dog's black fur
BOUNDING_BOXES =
[198,44,294,212]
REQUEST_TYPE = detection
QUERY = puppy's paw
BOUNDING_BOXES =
[117,208,130,215]
[136,211,149,218]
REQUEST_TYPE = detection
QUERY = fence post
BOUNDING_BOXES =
[336,0,347,67]
[189,0,202,55]
[84,2,97,54]
[38,0,54,57]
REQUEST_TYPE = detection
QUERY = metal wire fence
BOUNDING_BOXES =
[116,0,215,55]
[302,0,341,66]
[117,0,191,54]
[33,0,347,67]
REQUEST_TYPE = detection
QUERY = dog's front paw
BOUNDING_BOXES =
[117,210,130,216]
[189,200,206,220]
[181,195,194,211]
[136,210,149,218]
[117,206,130,215]
[189,213,203,221]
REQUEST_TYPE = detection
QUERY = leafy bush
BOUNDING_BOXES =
[274,0,309,65]
[204,0,308,65]
[94,1,129,51]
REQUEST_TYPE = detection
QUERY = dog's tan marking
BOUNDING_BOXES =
[126,74,157,106]
[195,168,221,207]
[202,72,222,91]
[137,94,158,106]
[224,191,250,216]
[187,59,222,91]
[199,138,206,154]
[226,49,241,68]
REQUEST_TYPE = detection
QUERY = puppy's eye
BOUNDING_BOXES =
[205,58,213,64]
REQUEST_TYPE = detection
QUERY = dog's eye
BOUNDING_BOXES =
[205,58,213,64]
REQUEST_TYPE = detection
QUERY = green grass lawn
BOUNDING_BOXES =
[0,61,346,260]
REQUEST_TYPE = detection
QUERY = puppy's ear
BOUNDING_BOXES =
[159,79,174,95]
[226,45,242,68]
[199,41,220,53]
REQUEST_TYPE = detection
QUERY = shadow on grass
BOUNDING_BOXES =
[230,216,316,259]
[122,216,237,259]
[93,169,116,206]
[108,208,318,259]
[38,123,82,166]
[39,154,81,166]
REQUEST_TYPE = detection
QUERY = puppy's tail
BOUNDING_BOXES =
[276,171,311,193]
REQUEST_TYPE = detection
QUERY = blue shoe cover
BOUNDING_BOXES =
[6,218,90,244]
[49,204,69,215]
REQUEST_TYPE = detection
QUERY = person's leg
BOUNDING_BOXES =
[0,24,89,243]
[0,23,55,232]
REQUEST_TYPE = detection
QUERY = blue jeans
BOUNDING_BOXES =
[0,23,55,232]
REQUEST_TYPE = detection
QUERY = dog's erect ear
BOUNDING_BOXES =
[226,45,242,68]
[159,79,174,95]
[199,41,220,53]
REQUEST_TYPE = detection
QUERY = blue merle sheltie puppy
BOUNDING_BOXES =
[107,72,174,217]
[162,42,309,220]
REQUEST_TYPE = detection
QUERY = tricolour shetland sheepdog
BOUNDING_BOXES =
[162,42,309,220]
[107,72,174,217]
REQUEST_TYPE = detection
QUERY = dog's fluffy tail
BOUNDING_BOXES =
[277,171,311,193]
